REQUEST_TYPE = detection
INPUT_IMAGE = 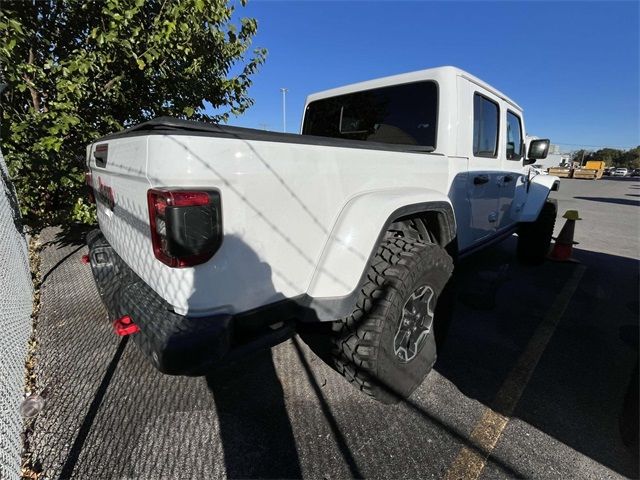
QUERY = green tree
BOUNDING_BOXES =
[571,149,593,164]
[619,146,640,169]
[592,148,620,166]
[0,0,266,226]
[570,146,640,168]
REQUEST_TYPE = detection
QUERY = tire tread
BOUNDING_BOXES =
[330,236,452,401]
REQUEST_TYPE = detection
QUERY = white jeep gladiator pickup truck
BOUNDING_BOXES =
[86,66,559,403]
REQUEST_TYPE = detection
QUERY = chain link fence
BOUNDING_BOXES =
[0,147,33,480]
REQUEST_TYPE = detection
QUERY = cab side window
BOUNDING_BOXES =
[506,111,523,160]
[473,93,499,158]
[302,81,439,149]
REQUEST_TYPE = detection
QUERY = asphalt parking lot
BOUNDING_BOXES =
[27,176,639,479]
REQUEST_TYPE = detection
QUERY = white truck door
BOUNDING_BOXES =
[496,109,525,230]
[467,91,501,244]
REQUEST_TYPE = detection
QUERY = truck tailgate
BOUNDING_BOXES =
[88,136,155,293]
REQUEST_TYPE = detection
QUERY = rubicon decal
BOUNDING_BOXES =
[96,177,115,210]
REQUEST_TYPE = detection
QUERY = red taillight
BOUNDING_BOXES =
[169,191,211,207]
[154,196,167,216]
[147,188,222,268]
[85,171,95,204]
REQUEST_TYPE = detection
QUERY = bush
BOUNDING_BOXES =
[0,0,266,227]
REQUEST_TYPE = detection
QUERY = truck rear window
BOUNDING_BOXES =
[302,81,438,149]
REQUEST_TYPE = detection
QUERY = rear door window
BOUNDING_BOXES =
[302,81,438,149]
[473,94,499,157]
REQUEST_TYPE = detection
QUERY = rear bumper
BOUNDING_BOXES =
[86,229,295,375]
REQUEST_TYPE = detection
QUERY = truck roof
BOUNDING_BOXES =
[305,66,523,111]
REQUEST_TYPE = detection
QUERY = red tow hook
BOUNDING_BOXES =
[113,315,140,336]
[81,254,90,264]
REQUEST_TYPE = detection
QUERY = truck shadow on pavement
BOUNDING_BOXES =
[197,236,304,479]
[33,227,638,479]
[573,196,640,207]
[205,353,303,479]
[435,238,639,478]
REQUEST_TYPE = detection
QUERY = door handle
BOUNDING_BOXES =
[473,175,489,185]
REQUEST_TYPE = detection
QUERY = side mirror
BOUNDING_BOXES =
[525,139,550,164]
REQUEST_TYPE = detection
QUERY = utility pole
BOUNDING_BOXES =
[280,87,288,133]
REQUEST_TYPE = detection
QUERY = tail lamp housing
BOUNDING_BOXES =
[85,171,95,204]
[147,188,222,268]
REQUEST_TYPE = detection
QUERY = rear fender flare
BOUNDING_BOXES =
[301,188,455,321]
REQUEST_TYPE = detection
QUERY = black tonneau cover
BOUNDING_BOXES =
[95,116,436,154]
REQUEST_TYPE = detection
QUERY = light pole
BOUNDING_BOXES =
[280,87,288,133]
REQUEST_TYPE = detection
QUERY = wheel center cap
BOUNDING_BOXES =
[393,285,435,363]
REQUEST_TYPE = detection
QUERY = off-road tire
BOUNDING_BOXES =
[517,199,557,265]
[330,236,454,404]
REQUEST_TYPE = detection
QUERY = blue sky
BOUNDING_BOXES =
[214,1,639,152]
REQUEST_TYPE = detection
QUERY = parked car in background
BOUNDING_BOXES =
[613,168,629,177]
[630,168,640,177]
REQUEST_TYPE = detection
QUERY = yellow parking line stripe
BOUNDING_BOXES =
[443,264,586,480]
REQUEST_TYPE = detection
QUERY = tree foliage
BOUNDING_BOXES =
[571,146,640,169]
[0,0,266,226]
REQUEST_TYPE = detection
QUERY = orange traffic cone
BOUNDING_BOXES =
[549,210,581,262]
